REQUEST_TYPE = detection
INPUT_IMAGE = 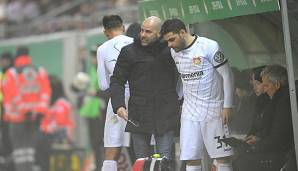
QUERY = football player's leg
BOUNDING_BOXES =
[102,159,117,171]
[180,119,204,171]
[203,118,234,171]
[186,160,202,171]
[213,157,233,171]
[102,101,126,171]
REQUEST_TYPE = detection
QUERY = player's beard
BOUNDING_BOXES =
[173,36,187,52]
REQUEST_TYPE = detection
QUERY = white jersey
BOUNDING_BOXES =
[171,35,232,121]
[97,35,133,92]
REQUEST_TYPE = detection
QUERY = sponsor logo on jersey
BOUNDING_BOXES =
[214,51,225,63]
[192,57,201,65]
[181,71,204,81]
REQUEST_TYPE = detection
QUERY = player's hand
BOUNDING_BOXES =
[245,135,258,145]
[116,107,128,121]
[221,108,232,124]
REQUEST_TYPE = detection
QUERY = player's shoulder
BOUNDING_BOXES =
[117,35,133,42]
[98,35,133,51]
[197,36,218,47]
[98,35,133,49]
[196,36,219,52]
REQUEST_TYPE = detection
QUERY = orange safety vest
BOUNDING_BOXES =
[41,98,75,139]
[2,55,51,123]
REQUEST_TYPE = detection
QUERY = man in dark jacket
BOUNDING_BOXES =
[110,16,180,159]
[233,65,294,171]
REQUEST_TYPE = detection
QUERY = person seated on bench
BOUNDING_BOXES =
[245,65,270,147]
[233,65,294,171]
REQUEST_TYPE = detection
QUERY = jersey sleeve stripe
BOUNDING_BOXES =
[214,59,228,69]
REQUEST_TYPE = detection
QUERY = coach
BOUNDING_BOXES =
[110,16,180,159]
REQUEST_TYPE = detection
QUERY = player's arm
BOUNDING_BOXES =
[97,47,111,99]
[217,62,234,123]
[211,44,234,123]
[110,47,131,119]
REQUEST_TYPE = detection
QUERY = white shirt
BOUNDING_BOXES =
[171,35,233,121]
[97,34,133,94]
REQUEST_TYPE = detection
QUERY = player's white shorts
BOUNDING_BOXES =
[104,97,130,147]
[180,117,234,160]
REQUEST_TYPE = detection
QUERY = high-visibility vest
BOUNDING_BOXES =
[41,98,75,139]
[2,55,51,123]
[79,65,104,118]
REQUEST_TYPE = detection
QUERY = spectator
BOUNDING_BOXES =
[6,0,23,24]
[230,69,254,134]
[0,51,14,171]
[245,66,270,140]
[233,65,294,171]
[0,51,13,72]
[36,75,74,171]
[22,0,40,21]
[0,0,7,22]
[2,46,51,171]
[110,16,179,162]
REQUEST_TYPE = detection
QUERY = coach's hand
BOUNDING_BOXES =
[221,108,232,124]
[116,107,128,121]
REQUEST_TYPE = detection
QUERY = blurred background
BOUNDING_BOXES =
[0,0,297,171]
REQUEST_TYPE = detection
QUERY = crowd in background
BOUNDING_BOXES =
[0,0,138,38]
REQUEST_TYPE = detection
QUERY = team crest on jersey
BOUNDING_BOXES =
[214,51,225,63]
[192,57,201,65]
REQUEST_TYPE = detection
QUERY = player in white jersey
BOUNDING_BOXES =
[97,15,133,171]
[161,19,234,171]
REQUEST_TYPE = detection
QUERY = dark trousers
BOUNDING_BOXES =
[87,117,104,171]
[281,148,297,171]
[35,132,55,171]
[0,122,14,171]
[9,122,38,171]
[233,152,286,171]
[131,131,174,159]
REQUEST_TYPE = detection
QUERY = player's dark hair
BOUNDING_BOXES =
[126,22,141,39]
[102,15,123,30]
[160,18,187,36]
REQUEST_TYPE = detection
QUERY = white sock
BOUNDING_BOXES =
[101,160,117,171]
[186,165,202,171]
[214,160,233,171]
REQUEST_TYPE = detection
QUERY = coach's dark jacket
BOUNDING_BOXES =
[234,86,294,171]
[110,38,179,135]
[246,86,293,153]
